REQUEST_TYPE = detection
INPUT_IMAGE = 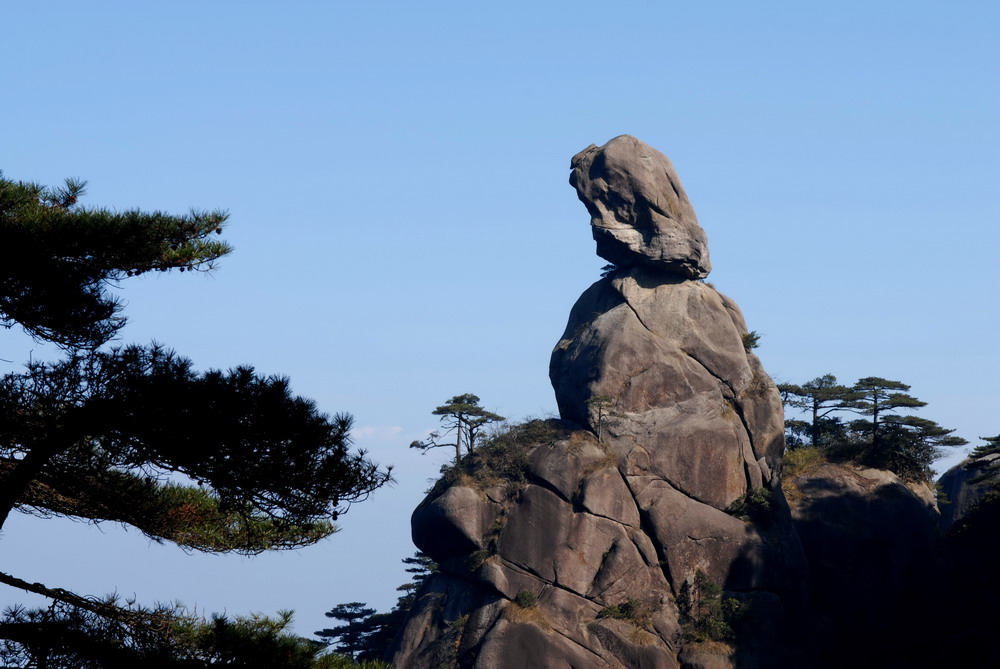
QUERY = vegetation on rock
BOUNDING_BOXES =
[315,552,438,663]
[410,394,505,465]
[741,330,761,351]
[431,418,568,494]
[779,374,965,481]
[584,395,617,442]
[725,487,774,522]
[676,571,744,643]
[513,591,538,608]
[596,598,656,628]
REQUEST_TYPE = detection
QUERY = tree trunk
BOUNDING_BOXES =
[0,439,64,531]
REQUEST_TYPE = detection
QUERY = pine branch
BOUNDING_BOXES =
[0,571,167,631]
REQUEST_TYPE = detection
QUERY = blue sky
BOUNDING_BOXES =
[2,0,998,642]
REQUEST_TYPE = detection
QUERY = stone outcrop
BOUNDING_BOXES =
[937,453,1000,530]
[395,428,685,669]
[389,136,804,669]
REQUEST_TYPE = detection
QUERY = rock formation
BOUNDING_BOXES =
[782,461,944,666]
[384,135,1000,668]
[390,136,805,668]
[937,453,1000,530]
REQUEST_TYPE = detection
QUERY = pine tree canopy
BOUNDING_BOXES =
[850,377,928,417]
[411,393,504,464]
[0,343,391,547]
[971,434,1000,458]
[0,172,393,665]
[0,174,231,349]
[0,601,329,669]
[779,373,966,481]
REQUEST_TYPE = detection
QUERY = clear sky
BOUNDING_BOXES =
[2,0,998,643]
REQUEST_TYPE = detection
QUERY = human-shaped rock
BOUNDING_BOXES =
[391,136,804,669]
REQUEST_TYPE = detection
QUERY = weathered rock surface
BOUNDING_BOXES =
[570,135,711,279]
[550,270,785,511]
[394,432,684,669]
[393,427,808,668]
[389,138,803,668]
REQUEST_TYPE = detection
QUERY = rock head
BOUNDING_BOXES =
[570,135,711,279]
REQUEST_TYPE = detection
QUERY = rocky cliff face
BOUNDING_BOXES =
[390,136,805,668]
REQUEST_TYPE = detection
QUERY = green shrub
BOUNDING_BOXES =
[741,331,761,351]
[315,655,392,669]
[435,419,569,494]
[596,598,653,627]
[725,487,773,522]
[514,591,537,608]
[464,549,490,572]
[676,570,745,643]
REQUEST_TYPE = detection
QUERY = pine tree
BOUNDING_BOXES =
[314,603,377,659]
[0,174,230,350]
[865,416,967,481]
[0,602,328,669]
[585,395,617,442]
[410,394,504,464]
[0,173,392,665]
[777,374,859,447]
[971,434,1000,458]
[316,552,438,662]
[847,377,928,448]
[781,373,968,481]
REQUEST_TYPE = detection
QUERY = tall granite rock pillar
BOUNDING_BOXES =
[390,136,805,669]
[553,136,785,510]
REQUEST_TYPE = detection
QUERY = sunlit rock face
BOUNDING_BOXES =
[549,269,785,510]
[389,137,804,669]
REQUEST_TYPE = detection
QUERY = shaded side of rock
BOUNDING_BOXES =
[937,454,999,530]
[784,461,945,668]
